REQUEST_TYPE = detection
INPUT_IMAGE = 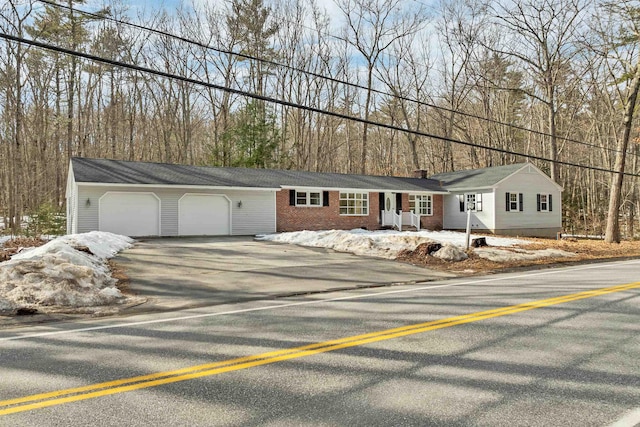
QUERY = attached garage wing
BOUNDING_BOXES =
[179,194,231,236]
[99,192,160,237]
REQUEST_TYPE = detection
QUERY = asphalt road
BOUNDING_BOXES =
[0,259,639,426]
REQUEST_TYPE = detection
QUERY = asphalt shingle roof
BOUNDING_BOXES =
[430,163,528,190]
[71,157,446,193]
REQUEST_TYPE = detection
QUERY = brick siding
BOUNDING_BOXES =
[276,190,444,232]
[276,190,381,232]
[420,194,444,230]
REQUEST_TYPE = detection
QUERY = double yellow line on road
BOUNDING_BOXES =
[1,281,639,416]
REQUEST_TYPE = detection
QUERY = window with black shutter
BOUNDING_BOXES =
[519,193,524,211]
[506,192,523,212]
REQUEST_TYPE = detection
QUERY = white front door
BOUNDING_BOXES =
[384,192,396,214]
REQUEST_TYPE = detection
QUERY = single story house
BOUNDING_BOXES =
[66,158,562,238]
[430,162,563,238]
[66,157,447,237]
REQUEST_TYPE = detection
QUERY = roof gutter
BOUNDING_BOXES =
[75,182,280,191]
[279,185,449,194]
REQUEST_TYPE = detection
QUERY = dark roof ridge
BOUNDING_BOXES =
[70,157,445,192]
[72,157,432,181]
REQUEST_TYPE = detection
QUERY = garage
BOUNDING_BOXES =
[178,194,231,236]
[99,192,161,237]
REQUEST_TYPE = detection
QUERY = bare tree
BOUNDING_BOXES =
[591,1,640,243]
[486,0,587,183]
[336,0,426,174]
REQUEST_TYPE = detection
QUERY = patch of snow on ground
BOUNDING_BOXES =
[475,247,576,262]
[0,232,135,314]
[257,229,529,259]
[0,236,11,247]
[433,244,468,261]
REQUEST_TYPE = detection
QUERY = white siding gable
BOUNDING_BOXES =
[494,164,561,230]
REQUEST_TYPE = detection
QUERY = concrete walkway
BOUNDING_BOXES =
[115,236,455,312]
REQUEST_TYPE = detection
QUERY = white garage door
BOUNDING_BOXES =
[99,192,160,237]
[179,194,231,236]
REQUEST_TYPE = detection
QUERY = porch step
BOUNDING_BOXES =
[380,225,419,232]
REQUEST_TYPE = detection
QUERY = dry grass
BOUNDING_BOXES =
[0,237,48,261]
[107,259,134,295]
[397,237,640,275]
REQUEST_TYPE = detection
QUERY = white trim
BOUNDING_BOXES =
[280,185,448,195]
[493,163,564,191]
[506,191,522,212]
[66,163,79,234]
[65,164,74,198]
[294,189,323,207]
[177,193,232,236]
[76,182,449,194]
[443,163,564,193]
[273,191,277,233]
[98,191,162,236]
[539,193,550,212]
[78,182,278,192]
[441,185,494,192]
[339,191,370,216]
[409,193,433,216]
[73,179,79,235]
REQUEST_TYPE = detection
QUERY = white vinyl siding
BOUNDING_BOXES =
[339,192,368,215]
[443,191,495,230]
[409,194,432,216]
[494,165,561,231]
[76,185,276,236]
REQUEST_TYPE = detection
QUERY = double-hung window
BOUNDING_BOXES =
[458,193,482,212]
[537,193,553,212]
[339,192,368,215]
[409,194,432,216]
[295,191,321,207]
[505,192,523,212]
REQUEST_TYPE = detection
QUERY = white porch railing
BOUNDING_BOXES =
[381,210,420,231]
[381,210,394,228]
[402,211,421,231]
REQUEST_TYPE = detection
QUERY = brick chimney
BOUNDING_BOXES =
[413,169,428,179]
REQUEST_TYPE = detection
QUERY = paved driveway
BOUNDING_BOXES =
[114,237,454,312]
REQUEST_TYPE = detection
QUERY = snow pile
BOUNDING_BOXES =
[0,232,134,313]
[258,229,579,264]
[257,229,528,259]
[257,229,431,259]
[475,247,576,262]
[432,244,468,262]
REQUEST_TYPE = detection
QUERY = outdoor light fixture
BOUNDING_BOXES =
[237,200,243,208]
[85,198,91,207]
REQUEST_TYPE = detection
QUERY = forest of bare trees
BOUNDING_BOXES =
[1,0,640,240]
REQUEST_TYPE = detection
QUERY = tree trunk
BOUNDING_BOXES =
[604,67,640,243]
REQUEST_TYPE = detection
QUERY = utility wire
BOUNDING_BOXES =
[34,0,634,157]
[0,30,635,178]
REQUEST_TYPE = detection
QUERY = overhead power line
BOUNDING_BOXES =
[0,30,634,178]
[34,0,634,158]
